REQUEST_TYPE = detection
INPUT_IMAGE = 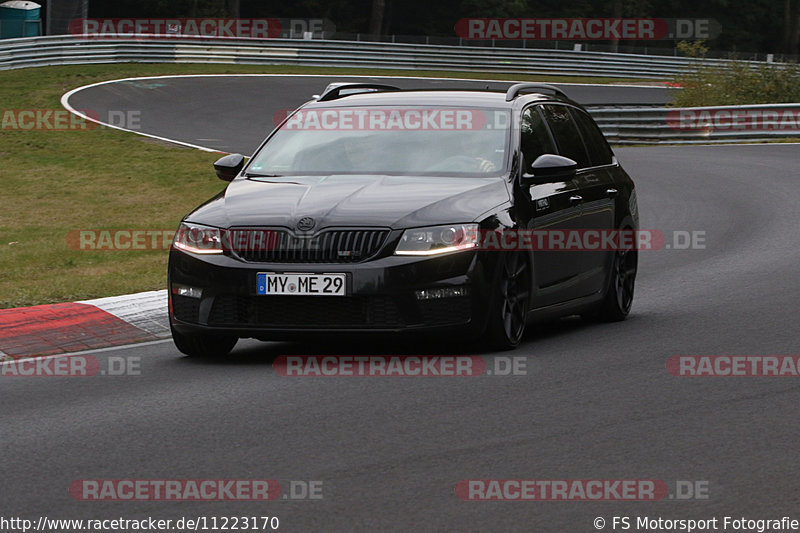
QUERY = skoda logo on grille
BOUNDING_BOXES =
[296,217,316,232]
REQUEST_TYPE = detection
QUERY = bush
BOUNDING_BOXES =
[671,61,800,107]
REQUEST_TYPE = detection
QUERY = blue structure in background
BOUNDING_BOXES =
[0,1,41,39]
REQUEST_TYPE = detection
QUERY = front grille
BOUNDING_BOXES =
[209,294,404,328]
[230,228,390,263]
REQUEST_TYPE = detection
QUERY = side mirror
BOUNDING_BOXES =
[213,153,245,182]
[522,154,578,184]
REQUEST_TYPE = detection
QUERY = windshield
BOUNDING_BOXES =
[246,106,510,176]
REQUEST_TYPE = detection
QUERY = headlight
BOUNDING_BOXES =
[172,222,225,255]
[394,224,479,256]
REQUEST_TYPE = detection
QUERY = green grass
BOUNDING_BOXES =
[0,62,639,309]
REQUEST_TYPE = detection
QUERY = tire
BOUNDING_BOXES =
[485,252,531,350]
[584,245,637,322]
[171,325,238,358]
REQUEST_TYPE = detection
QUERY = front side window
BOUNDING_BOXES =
[247,107,511,177]
[520,105,557,166]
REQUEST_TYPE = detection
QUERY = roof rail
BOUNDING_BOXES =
[505,83,567,102]
[317,83,401,102]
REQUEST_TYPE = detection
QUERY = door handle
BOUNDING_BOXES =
[570,195,583,205]
[606,188,619,198]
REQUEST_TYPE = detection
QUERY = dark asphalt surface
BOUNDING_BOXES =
[2,77,799,532]
[67,75,673,154]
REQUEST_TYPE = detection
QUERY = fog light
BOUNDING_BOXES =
[415,287,470,300]
[171,284,202,299]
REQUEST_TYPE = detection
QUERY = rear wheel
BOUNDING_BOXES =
[585,246,637,322]
[171,325,238,358]
[485,252,531,350]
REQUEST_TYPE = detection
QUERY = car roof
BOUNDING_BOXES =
[301,89,578,109]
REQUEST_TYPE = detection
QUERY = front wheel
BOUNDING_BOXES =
[485,252,531,350]
[171,325,238,358]
[585,246,637,322]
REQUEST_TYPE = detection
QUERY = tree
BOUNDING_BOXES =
[369,0,385,36]
[785,0,800,54]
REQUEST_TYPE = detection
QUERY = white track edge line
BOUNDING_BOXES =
[60,85,222,153]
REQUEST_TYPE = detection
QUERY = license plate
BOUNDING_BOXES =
[256,273,346,296]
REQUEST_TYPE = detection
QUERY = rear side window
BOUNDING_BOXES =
[520,106,557,165]
[569,108,614,167]
[540,104,590,168]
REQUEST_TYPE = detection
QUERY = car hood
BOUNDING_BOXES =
[187,174,510,229]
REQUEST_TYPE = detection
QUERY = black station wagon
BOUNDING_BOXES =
[168,82,638,356]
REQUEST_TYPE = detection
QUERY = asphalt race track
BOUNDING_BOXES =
[2,76,799,531]
[66,75,672,153]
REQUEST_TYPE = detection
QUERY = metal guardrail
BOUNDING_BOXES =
[0,34,763,78]
[588,103,800,144]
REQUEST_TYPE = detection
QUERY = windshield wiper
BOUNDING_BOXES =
[245,173,283,178]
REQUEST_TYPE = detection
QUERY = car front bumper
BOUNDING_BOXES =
[168,248,495,339]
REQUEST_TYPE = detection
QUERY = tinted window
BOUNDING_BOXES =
[541,105,590,168]
[569,108,614,167]
[520,106,557,166]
